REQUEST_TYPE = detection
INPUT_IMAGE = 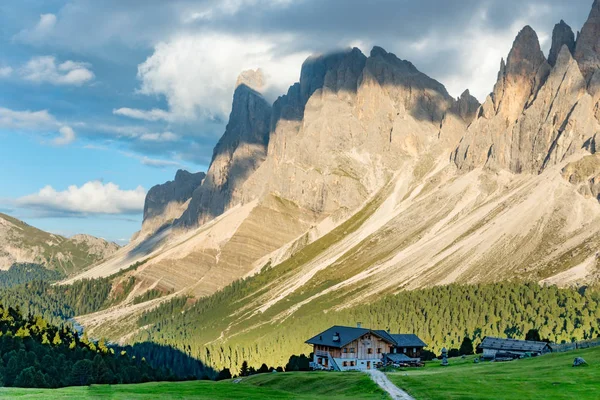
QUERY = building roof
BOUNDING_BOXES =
[478,337,551,353]
[390,334,427,348]
[384,353,414,363]
[305,325,426,348]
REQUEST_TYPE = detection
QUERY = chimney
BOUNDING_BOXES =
[357,322,362,328]
[333,332,340,342]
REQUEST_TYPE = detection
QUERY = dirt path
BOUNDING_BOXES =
[366,370,415,400]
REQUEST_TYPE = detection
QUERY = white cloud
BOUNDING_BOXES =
[140,157,181,168]
[0,67,12,78]
[135,33,310,121]
[139,132,179,142]
[17,181,146,215]
[21,56,94,86]
[0,107,77,146]
[14,13,57,44]
[94,124,180,142]
[119,151,183,169]
[0,107,56,129]
[113,107,171,121]
[53,126,76,146]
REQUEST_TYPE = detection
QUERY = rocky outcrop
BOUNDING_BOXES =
[141,169,205,236]
[574,0,600,83]
[178,69,272,227]
[549,20,575,67]
[562,154,600,201]
[452,89,481,124]
[453,25,600,174]
[491,26,549,122]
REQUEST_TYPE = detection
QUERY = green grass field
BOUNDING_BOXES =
[387,347,600,399]
[3,348,600,399]
[0,371,387,399]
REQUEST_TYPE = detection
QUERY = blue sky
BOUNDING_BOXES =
[0,0,592,244]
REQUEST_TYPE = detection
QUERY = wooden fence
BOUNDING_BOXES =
[550,337,600,353]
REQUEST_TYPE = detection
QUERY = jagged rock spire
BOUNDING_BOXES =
[549,20,575,66]
[453,89,480,123]
[574,0,600,83]
[491,26,548,121]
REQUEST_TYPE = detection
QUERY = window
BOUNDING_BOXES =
[350,361,355,367]
[413,348,417,353]
[343,348,348,353]
[377,348,382,354]
[403,348,407,353]
[350,347,355,353]
[342,361,348,367]
[367,348,373,354]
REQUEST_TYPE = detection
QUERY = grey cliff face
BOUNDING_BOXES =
[549,20,576,67]
[177,69,273,227]
[452,90,481,124]
[574,0,600,83]
[142,169,206,234]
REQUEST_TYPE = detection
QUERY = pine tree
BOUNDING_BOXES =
[459,336,474,355]
[240,360,249,377]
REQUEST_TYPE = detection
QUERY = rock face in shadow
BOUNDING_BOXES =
[141,170,206,236]
[178,69,273,227]
[549,20,575,67]
[574,0,600,83]
[452,89,481,124]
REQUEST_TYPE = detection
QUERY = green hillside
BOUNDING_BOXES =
[133,281,600,374]
[388,347,600,400]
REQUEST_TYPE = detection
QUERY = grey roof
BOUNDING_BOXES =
[390,334,427,348]
[305,326,395,348]
[478,337,551,353]
[384,353,413,363]
[305,325,425,348]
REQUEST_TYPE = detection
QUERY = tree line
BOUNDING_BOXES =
[133,282,600,374]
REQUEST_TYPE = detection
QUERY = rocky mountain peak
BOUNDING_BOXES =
[177,68,273,227]
[453,89,481,123]
[299,47,367,102]
[505,26,546,78]
[549,20,576,66]
[235,69,265,92]
[574,0,600,83]
[490,25,548,121]
[142,170,206,235]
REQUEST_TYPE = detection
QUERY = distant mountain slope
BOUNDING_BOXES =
[0,213,119,275]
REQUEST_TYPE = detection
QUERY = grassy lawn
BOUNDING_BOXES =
[387,347,600,399]
[0,372,388,399]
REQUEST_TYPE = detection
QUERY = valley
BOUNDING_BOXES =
[2,0,600,397]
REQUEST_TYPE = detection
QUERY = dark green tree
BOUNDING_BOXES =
[459,336,474,355]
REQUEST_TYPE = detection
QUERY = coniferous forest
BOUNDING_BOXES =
[134,282,600,374]
[0,303,205,388]
[1,262,599,380]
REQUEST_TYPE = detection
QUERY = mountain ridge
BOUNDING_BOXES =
[69,1,600,349]
[0,212,119,275]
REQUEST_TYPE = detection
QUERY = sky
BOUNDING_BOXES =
[0,0,594,244]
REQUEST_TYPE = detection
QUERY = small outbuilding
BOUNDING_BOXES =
[478,336,551,360]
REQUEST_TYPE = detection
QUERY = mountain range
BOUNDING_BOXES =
[54,1,600,352]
